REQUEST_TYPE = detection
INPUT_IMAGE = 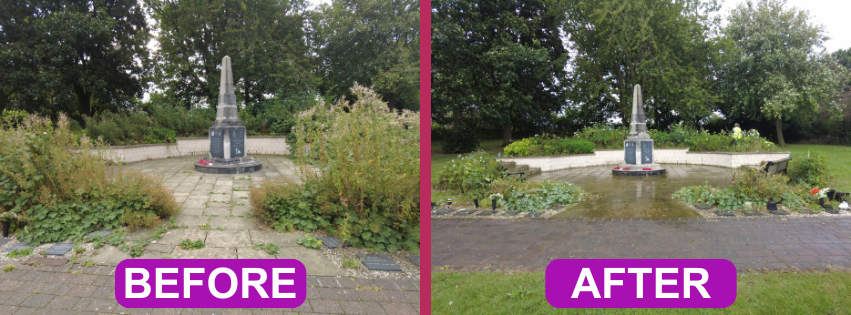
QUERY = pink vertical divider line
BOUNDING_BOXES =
[419,0,432,314]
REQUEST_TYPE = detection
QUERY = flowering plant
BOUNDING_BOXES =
[811,188,829,199]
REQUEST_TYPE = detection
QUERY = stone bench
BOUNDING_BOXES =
[762,156,791,174]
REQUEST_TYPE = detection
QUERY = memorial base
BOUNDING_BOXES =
[194,156,262,174]
[612,164,666,176]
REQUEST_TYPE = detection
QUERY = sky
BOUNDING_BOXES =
[720,0,851,53]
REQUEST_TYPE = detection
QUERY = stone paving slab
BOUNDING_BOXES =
[205,230,252,248]
[44,243,75,256]
[248,230,301,248]
[278,246,346,277]
[433,217,851,272]
[0,264,419,315]
[171,247,237,259]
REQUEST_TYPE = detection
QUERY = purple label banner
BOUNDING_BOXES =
[546,259,736,308]
[115,259,306,308]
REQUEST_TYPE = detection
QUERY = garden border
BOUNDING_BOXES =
[72,136,289,163]
[496,148,791,172]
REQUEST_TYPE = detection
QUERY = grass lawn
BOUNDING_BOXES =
[433,271,851,314]
[785,144,851,192]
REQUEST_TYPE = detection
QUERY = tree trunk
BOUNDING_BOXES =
[774,117,786,147]
[502,123,512,147]
[74,84,93,118]
[452,110,462,136]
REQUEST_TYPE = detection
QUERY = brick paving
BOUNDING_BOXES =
[0,263,420,315]
[433,217,851,272]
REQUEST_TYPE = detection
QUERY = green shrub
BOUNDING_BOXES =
[788,151,832,187]
[0,114,177,245]
[179,239,205,250]
[254,84,419,254]
[504,135,594,157]
[1,109,29,127]
[501,180,585,212]
[434,151,506,196]
[574,125,627,149]
[672,185,748,210]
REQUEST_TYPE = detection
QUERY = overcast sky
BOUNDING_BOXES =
[720,0,851,53]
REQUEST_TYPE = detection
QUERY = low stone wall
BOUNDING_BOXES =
[74,136,289,163]
[496,149,791,172]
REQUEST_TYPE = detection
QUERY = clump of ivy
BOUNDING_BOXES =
[297,234,322,249]
[3,265,16,272]
[179,239,205,250]
[253,243,280,255]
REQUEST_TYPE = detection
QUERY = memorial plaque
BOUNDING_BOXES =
[714,210,735,217]
[407,255,420,267]
[742,210,764,216]
[641,141,653,164]
[230,128,245,157]
[769,209,789,215]
[453,209,476,216]
[210,129,224,158]
[3,241,31,253]
[44,242,74,255]
[85,230,112,239]
[357,254,402,271]
[525,211,545,218]
[0,238,9,246]
[316,236,349,249]
[502,211,520,217]
[624,141,636,164]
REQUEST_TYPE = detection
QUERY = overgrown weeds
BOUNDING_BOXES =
[252,85,419,254]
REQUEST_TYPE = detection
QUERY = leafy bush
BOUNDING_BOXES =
[504,134,594,157]
[672,185,748,210]
[434,151,506,196]
[674,168,825,212]
[179,239,205,250]
[253,243,281,255]
[0,114,177,245]
[253,84,419,254]
[501,181,585,212]
[508,125,777,156]
[788,151,832,187]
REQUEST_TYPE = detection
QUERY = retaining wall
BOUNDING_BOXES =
[496,149,791,172]
[74,136,289,163]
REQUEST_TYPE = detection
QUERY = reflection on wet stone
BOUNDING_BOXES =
[536,164,733,219]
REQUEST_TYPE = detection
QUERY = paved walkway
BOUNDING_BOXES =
[433,217,851,272]
[87,155,343,276]
[0,264,419,315]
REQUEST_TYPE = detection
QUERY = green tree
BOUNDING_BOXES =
[720,0,848,146]
[432,0,568,149]
[564,0,723,128]
[146,0,316,109]
[0,0,150,118]
[312,0,420,111]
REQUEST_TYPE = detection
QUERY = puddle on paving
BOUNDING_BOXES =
[533,164,733,219]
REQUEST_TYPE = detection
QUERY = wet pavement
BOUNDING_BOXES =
[432,217,851,273]
[533,164,733,219]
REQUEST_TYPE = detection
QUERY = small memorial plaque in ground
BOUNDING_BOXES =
[826,208,840,214]
[454,209,476,216]
[799,208,818,214]
[714,210,735,217]
[432,209,453,215]
[3,242,31,253]
[547,205,565,211]
[356,254,402,271]
[742,210,764,216]
[502,211,521,217]
[695,204,712,210]
[85,230,112,239]
[0,238,9,247]
[407,255,420,267]
[44,243,75,256]
[525,211,545,218]
[476,211,495,216]
[316,236,348,249]
[769,209,790,215]
[25,257,69,266]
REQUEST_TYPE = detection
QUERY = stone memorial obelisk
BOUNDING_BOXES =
[613,84,665,176]
[194,56,263,174]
